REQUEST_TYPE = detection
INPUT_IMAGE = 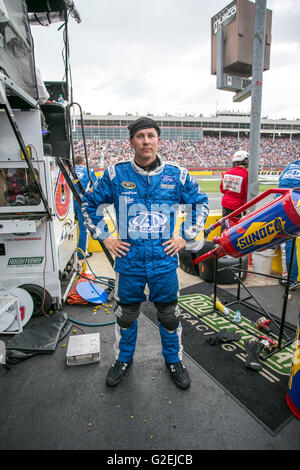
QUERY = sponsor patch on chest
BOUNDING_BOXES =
[161,175,176,183]
[160,175,176,189]
[121,181,136,189]
[161,183,176,189]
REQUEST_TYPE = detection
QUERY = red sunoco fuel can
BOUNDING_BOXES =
[217,188,300,258]
[286,313,300,419]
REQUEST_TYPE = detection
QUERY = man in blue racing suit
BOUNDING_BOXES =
[278,159,300,289]
[82,117,209,389]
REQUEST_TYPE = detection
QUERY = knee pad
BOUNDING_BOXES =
[114,302,140,329]
[155,299,180,331]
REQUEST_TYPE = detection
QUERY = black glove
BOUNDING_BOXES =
[206,328,241,345]
[244,340,263,371]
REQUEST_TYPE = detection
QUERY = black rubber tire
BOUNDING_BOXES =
[19,284,52,317]
[179,241,248,284]
[179,241,214,277]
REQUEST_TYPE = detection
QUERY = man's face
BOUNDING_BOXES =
[130,128,160,163]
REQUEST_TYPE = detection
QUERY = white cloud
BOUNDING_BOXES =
[31,0,300,119]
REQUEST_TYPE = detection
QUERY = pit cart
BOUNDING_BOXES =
[0,0,85,330]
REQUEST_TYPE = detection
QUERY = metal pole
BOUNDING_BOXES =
[247,0,267,203]
[64,6,70,103]
[278,237,296,348]
[216,27,224,90]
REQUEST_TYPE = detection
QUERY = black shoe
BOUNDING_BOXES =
[85,252,93,258]
[280,278,298,290]
[106,359,133,387]
[289,281,299,291]
[165,361,191,389]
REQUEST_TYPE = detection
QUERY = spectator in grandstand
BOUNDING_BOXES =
[73,135,300,170]
[219,150,249,226]
[82,117,209,390]
[278,159,300,290]
[74,155,97,259]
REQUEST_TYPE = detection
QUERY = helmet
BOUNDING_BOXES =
[232,150,249,163]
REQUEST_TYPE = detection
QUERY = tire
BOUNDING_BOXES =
[178,248,199,276]
[179,241,214,277]
[196,243,248,284]
[19,284,52,317]
[193,241,215,279]
[179,241,249,284]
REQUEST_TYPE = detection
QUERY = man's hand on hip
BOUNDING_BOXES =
[162,236,186,257]
[103,237,131,258]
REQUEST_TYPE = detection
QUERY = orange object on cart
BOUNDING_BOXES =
[67,273,95,304]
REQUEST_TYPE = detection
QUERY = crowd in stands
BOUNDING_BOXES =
[72,135,300,169]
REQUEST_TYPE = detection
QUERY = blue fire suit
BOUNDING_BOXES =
[82,154,209,364]
[74,165,96,258]
[278,160,300,282]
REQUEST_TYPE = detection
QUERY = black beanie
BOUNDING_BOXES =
[128,117,161,138]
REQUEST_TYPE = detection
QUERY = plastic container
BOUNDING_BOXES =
[252,249,275,275]
[233,310,242,323]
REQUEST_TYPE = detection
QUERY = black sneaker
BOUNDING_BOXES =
[289,281,299,291]
[106,359,133,387]
[165,361,191,389]
[280,279,299,290]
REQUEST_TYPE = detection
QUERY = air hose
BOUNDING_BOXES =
[69,318,115,327]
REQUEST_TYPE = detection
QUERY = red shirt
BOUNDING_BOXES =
[220,166,248,210]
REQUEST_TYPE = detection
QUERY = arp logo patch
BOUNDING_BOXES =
[122,181,136,189]
[128,211,167,234]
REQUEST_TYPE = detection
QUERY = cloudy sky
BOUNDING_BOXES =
[31,0,300,120]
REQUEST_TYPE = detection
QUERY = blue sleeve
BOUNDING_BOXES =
[279,162,300,189]
[179,172,209,241]
[81,168,115,240]
[278,164,290,188]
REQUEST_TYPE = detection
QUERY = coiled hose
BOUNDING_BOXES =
[68,248,116,328]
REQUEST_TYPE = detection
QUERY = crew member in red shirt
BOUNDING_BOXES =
[220,150,249,219]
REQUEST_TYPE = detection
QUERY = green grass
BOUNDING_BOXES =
[257,184,277,192]
[198,179,275,193]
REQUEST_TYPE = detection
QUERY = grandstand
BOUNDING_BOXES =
[72,111,300,171]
